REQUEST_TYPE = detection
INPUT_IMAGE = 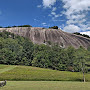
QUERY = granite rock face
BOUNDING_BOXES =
[0,27,90,48]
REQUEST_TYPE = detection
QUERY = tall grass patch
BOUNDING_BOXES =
[0,65,90,81]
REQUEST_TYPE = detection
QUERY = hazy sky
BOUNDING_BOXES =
[0,0,90,35]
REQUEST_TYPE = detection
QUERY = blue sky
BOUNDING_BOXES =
[0,0,90,35]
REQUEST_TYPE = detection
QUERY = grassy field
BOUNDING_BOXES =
[0,81,90,90]
[0,64,90,81]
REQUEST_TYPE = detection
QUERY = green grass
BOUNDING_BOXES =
[0,81,90,90]
[0,64,90,81]
[0,65,16,74]
[0,64,9,69]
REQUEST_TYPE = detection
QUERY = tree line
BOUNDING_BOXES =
[73,32,90,38]
[0,31,90,73]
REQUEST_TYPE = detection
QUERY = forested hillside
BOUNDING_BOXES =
[0,31,90,72]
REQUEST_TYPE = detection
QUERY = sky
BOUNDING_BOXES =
[0,0,90,35]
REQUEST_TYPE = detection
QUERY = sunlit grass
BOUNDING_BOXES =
[0,64,9,69]
[0,81,90,90]
[0,64,90,81]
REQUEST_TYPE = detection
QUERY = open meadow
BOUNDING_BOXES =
[0,64,90,90]
[0,64,90,81]
[0,81,90,90]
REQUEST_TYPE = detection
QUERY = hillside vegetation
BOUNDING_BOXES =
[0,31,90,72]
[73,32,90,38]
[0,64,90,81]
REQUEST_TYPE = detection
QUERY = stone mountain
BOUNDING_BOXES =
[0,27,90,49]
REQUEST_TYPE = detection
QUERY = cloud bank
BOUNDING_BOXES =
[43,0,56,8]
[64,25,80,33]
[80,31,90,36]
[62,0,90,33]
[39,0,90,34]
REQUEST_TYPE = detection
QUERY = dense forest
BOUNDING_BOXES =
[73,32,90,38]
[0,31,90,72]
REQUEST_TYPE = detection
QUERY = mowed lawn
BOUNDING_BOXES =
[0,64,90,81]
[0,81,90,90]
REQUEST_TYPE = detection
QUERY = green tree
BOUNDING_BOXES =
[49,26,58,29]
[74,47,88,82]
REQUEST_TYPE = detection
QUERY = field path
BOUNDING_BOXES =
[0,65,17,74]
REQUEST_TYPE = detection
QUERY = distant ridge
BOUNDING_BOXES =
[0,27,90,49]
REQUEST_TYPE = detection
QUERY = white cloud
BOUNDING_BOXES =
[37,5,42,8]
[42,22,48,26]
[34,19,39,22]
[66,18,86,25]
[42,23,46,25]
[62,0,90,32]
[62,0,90,15]
[49,7,61,20]
[63,25,80,33]
[39,0,90,32]
[52,7,57,11]
[54,14,60,18]
[42,22,46,25]
[50,11,61,20]
[79,24,90,31]
[41,0,61,22]
[51,12,56,15]
[87,27,90,30]
[48,14,52,17]
[80,31,90,36]
[43,0,56,8]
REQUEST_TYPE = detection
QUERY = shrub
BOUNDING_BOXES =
[49,26,58,29]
